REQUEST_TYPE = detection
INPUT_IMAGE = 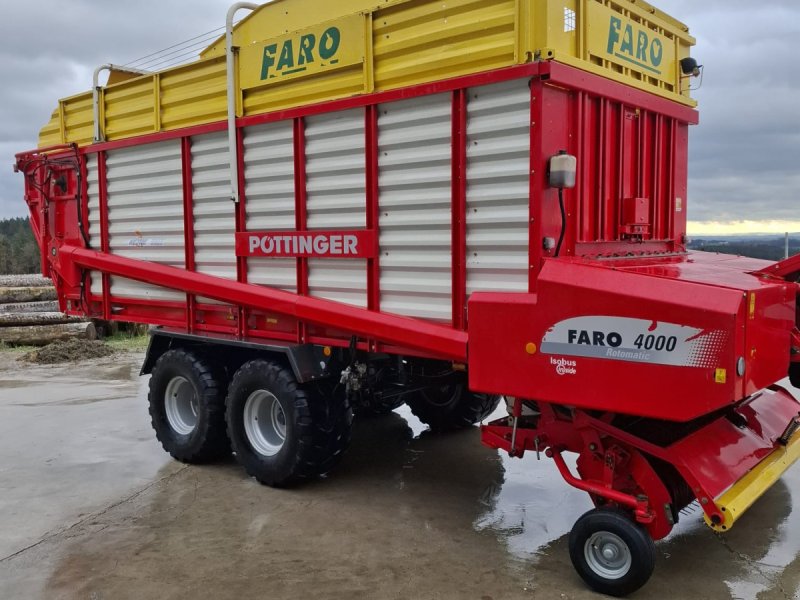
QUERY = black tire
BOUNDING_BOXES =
[148,349,230,463]
[354,393,405,417]
[405,378,500,431]
[568,508,656,597]
[226,360,352,487]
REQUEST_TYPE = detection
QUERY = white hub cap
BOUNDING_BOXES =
[243,390,287,457]
[164,376,199,436]
[585,531,632,580]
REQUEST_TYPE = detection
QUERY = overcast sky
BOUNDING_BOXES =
[0,0,797,234]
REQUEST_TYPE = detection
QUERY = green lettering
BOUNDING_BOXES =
[620,24,634,55]
[607,16,621,54]
[650,38,663,67]
[636,31,648,62]
[260,44,278,80]
[277,40,295,71]
[319,27,341,60]
[298,34,316,65]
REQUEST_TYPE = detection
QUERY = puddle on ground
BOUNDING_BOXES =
[11,395,132,408]
[3,372,799,600]
[0,380,38,389]
[468,393,800,599]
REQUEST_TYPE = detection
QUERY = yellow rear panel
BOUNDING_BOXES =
[40,0,695,147]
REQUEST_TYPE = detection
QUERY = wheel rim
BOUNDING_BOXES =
[584,531,632,580]
[243,390,287,457]
[164,376,199,436]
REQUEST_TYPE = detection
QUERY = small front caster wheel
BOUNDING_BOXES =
[568,508,656,597]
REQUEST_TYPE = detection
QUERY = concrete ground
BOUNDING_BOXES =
[1,352,800,600]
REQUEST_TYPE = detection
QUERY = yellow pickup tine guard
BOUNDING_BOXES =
[705,418,800,532]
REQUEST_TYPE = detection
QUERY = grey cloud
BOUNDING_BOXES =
[0,0,231,218]
[1,0,798,230]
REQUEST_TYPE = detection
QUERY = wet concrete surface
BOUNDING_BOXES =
[1,351,800,599]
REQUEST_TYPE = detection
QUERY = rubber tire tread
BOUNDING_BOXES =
[148,349,229,463]
[406,386,500,432]
[568,507,657,597]
[354,394,405,417]
[226,360,352,487]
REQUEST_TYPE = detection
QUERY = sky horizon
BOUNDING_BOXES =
[0,1,797,236]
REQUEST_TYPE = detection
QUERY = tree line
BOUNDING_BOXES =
[0,218,41,275]
[689,238,799,262]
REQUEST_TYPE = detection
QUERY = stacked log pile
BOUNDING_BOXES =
[0,275,96,346]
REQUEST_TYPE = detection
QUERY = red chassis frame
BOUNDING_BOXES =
[16,60,698,358]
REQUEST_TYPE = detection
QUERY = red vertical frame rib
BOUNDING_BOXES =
[181,137,196,333]
[616,104,626,241]
[79,154,90,248]
[654,114,665,239]
[529,79,545,291]
[596,98,607,241]
[575,91,586,243]
[451,89,468,330]
[236,127,248,338]
[97,151,111,320]
[666,119,677,240]
[78,154,91,313]
[365,105,381,318]
[293,117,309,344]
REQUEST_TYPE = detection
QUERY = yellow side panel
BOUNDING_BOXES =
[201,0,405,59]
[39,110,63,147]
[160,58,228,130]
[244,64,365,115]
[529,0,696,105]
[373,0,517,90]
[104,78,156,141]
[239,14,366,92]
[37,0,697,149]
[62,93,94,147]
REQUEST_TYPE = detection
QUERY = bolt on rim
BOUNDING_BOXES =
[584,531,632,580]
[243,390,287,457]
[164,376,199,436]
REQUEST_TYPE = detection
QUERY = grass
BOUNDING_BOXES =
[105,332,150,352]
[0,341,36,354]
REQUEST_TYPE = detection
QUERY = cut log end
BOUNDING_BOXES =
[0,312,86,328]
[0,301,60,314]
[0,275,52,288]
[0,287,58,304]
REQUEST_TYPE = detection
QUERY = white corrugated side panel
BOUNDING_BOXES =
[192,132,237,307]
[466,79,530,295]
[105,140,185,301]
[305,109,367,307]
[86,155,103,296]
[243,121,297,293]
[192,132,236,281]
[378,94,452,321]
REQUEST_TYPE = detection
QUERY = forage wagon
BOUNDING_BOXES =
[15,0,800,595]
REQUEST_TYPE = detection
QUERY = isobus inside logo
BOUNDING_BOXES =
[607,16,663,75]
[260,27,341,81]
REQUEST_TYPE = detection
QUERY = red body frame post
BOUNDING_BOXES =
[451,89,468,330]
[181,137,196,333]
[365,104,381,351]
[529,80,544,287]
[293,117,309,344]
[236,127,249,338]
[97,151,111,321]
